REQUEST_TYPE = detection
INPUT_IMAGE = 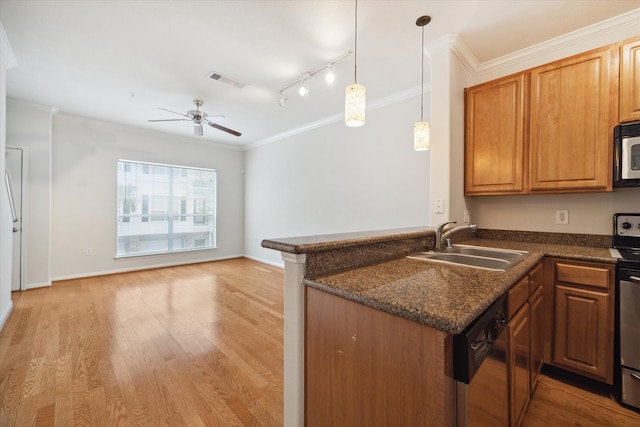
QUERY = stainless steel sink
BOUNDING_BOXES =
[407,245,528,271]
[445,245,526,260]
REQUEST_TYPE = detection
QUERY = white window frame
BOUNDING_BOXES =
[116,160,217,258]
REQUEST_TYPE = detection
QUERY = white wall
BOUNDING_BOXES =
[51,113,245,280]
[6,99,53,289]
[0,22,15,329]
[244,96,430,266]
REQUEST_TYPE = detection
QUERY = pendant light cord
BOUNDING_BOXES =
[354,0,358,84]
[420,25,424,121]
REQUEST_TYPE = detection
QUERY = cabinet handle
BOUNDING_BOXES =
[632,372,640,382]
[630,276,640,283]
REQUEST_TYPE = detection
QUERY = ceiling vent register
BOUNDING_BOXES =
[208,72,246,89]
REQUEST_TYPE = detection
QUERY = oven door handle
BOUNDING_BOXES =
[632,372,640,382]
[630,276,640,283]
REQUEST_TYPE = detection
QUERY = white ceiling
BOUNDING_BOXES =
[2,1,640,147]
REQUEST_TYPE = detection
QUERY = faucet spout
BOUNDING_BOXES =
[434,222,478,250]
[434,221,457,250]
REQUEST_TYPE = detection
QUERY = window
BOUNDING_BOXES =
[116,160,217,257]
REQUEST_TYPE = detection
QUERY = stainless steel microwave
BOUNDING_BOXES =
[614,121,640,187]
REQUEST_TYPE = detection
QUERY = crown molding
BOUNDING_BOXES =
[0,22,17,69]
[466,8,640,83]
[8,97,58,114]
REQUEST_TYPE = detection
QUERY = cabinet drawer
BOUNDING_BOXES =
[556,263,611,289]
[508,277,529,319]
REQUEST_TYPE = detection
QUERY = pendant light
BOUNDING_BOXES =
[414,15,431,151]
[345,0,365,127]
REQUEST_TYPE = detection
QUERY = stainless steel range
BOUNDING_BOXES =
[613,213,640,410]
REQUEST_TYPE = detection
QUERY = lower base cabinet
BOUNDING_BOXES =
[550,260,614,384]
[508,304,530,427]
[506,263,544,427]
[529,286,544,391]
[305,287,454,427]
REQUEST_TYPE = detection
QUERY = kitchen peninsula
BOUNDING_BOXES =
[262,227,615,426]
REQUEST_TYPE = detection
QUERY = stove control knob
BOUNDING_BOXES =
[622,221,632,229]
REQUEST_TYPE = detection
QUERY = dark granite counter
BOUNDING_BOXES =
[304,238,616,335]
[264,227,617,335]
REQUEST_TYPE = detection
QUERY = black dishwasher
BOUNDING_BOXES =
[454,293,509,427]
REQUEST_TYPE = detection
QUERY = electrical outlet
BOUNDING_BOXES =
[435,199,445,214]
[555,210,569,225]
[85,247,93,256]
[464,209,471,224]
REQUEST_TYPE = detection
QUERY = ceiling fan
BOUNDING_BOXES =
[149,99,241,137]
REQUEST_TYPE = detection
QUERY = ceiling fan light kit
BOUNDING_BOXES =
[148,99,241,137]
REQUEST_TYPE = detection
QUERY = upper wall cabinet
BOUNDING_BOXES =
[464,74,526,195]
[465,44,619,196]
[529,45,616,192]
[620,36,640,122]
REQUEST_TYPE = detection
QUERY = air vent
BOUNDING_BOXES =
[209,72,246,89]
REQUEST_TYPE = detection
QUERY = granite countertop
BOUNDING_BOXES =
[261,226,432,254]
[304,238,616,335]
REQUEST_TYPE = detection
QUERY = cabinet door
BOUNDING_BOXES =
[529,45,616,192]
[620,36,640,122]
[529,286,544,393]
[465,74,526,195]
[508,305,530,427]
[305,287,453,427]
[553,285,612,383]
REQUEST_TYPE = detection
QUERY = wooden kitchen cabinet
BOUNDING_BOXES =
[464,74,526,195]
[529,45,617,192]
[508,303,530,427]
[506,262,544,427]
[305,287,453,427]
[529,286,544,392]
[465,42,619,195]
[620,35,640,122]
[551,260,615,384]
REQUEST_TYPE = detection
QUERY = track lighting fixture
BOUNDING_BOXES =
[325,65,335,84]
[277,51,352,106]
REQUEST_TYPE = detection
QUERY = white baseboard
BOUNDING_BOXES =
[244,254,284,269]
[0,300,14,332]
[25,281,52,290]
[50,254,246,282]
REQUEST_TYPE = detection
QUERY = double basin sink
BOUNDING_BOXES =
[407,244,528,271]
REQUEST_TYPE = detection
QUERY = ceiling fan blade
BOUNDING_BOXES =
[208,122,242,137]
[194,124,203,137]
[157,107,190,117]
[148,118,191,122]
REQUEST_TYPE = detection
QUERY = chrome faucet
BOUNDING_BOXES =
[434,221,478,250]
[434,221,456,250]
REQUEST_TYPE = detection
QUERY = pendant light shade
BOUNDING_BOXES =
[345,83,366,127]
[414,15,431,151]
[345,0,365,127]
[414,121,430,151]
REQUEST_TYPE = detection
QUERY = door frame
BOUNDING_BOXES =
[5,146,27,292]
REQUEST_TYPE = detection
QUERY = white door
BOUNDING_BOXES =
[5,147,23,291]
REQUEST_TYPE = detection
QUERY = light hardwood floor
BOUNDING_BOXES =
[1,258,639,426]
[0,258,284,426]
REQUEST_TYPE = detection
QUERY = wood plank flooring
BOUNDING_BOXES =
[1,257,639,426]
[524,370,640,426]
[0,258,284,426]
